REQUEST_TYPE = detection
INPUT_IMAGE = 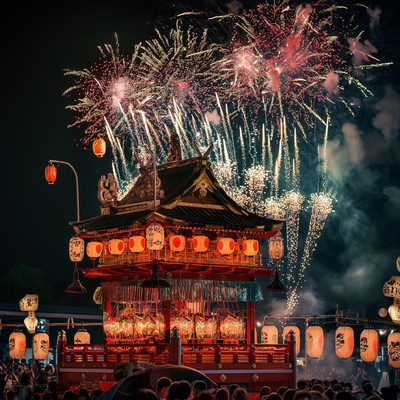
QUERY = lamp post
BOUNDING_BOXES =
[45,159,80,222]
[45,159,86,293]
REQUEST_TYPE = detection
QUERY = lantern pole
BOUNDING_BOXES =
[48,160,80,222]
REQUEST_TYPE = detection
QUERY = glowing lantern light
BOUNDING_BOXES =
[360,329,379,362]
[218,238,235,255]
[335,326,354,358]
[33,333,49,360]
[193,235,209,252]
[243,239,259,256]
[170,235,186,252]
[19,294,39,312]
[69,237,85,262]
[383,276,400,298]
[388,332,400,368]
[129,236,145,253]
[93,138,106,158]
[9,332,26,359]
[74,330,90,344]
[389,298,400,324]
[283,326,301,355]
[45,164,57,184]
[261,325,278,344]
[269,231,284,260]
[306,326,324,358]
[146,223,165,251]
[86,242,103,258]
[24,312,38,334]
[108,239,125,255]
[397,256,400,272]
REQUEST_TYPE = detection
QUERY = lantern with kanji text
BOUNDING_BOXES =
[33,333,49,360]
[146,223,165,251]
[9,332,26,360]
[360,329,379,362]
[69,237,85,262]
[306,326,324,358]
[269,231,284,260]
[388,332,400,368]
[93,138,106,157]
[335,326,354,358]
[74,330,90,344]
[261,325,278,344]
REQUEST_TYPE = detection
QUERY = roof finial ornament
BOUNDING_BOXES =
[167,133,182,163]
[192,142,214,159]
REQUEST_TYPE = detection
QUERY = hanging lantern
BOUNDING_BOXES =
[388,332,400,368]
[283,326,301,355]
[69,237,85,262]
[193,235,209,252]
[33,333,49,360]
[217,238,235,255]
[383,276,400,298]
[243,239,259,256]
[389,298,400,324]
[9,332,26,359]
[45,164,57,184]
[335,326,354,358]
[269,231,284,260]
[146,223,165,251]
[19,294,39,311]
[74,330,90,344]
[86,242,103,258]
[24,312,38,334]
[93,286,103,305]
[93,138,106,158]
[360,329,379,362]
[306,326,324,358]
[397,257,400,272]
[129,236,145,253]
[108,239,125,255]
[261,325,278,344]
[170,235,186,252]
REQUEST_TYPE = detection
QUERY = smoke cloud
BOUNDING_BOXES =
[347,38,378,66]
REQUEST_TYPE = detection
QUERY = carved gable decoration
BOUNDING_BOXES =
[98,173,118,206]
[167,133,182,163]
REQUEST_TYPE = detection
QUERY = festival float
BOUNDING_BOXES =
[56,138,297,391]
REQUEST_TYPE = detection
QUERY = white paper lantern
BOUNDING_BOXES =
[360,329,379,362]
[269,231,284,260]
[74,330,90,344]
[170,235,186,252]
[129,236,145,253]
[24,312,38,334]
[283,326,301,355]
[306,326,324,358]
[335,326,354,358]
[33,333,49,360]
[108,239,125,255]
[388,332,400,368]
[389,298,400,324]
[383,276,400,298]
[193,236,209,252]
[9,332,26,359]
[19,294,38,311]
[86,242,103,258]
[217,238,235,255]
[261,325,278,344]
[243,239,259,256]
[69,237,85,262]
[146,223,165,250]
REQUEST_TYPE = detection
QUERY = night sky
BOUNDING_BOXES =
[2,0,400,317]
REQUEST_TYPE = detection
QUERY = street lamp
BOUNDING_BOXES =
[45,159,86,293]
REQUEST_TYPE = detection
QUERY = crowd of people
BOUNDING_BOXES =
[1,358,400,400]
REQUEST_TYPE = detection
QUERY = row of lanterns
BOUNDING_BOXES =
[8,330,91,360]
[261,325,388,364]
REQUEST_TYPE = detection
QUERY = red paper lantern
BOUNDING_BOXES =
[218,238,235,255]
[86,242,103,258]
[306,326,324,358]
[129,236,145,253]
[45,165,57,184]
[170,235,186,252]
[93,138,106,157]
[243,239,259,256]
[193,236,209,252]
[335,326,354,358]
[9,332,26,360]
[108,239,125,255]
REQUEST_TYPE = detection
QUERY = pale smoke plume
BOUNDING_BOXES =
[347,38,377,66]
[373,85,400,143]
[204,109,221,125]
[226,0,242,15]
[383,186,400,215]
[342,122,365,164]
[367,7,381,31]
[323,72,339,93]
